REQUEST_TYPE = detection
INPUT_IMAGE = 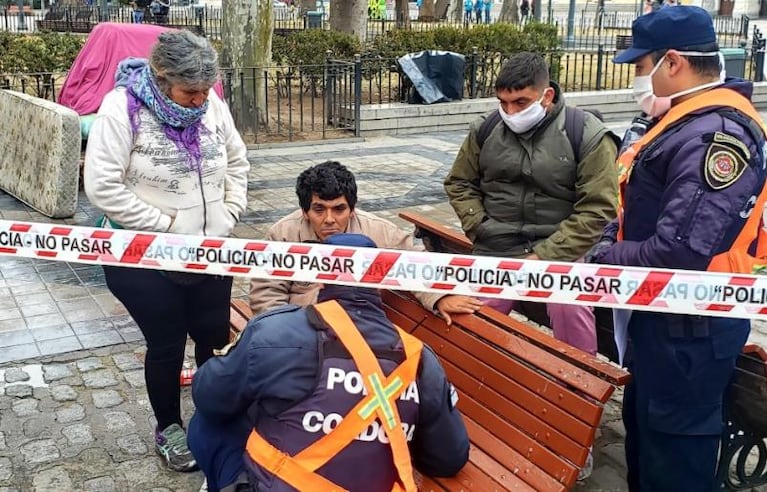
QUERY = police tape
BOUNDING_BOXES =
[1,219,767,320]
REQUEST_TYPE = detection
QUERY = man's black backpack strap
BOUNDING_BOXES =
[564,106,586,162]
[475,110,502,149]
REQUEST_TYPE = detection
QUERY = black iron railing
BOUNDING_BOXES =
[2,30,764,142]
[1,7,750,51]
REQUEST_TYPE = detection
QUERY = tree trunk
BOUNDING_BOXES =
[419,0,435,21]
[395,0,410,27]
[448,0,462,22]
[330,0,367,42]
[434,0,449,19]
[499,0,519,23]
[221,0,273,134]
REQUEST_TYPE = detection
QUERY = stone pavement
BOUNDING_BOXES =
[0,127,765,490]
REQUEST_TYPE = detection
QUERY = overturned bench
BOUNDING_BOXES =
[229,294,628,490]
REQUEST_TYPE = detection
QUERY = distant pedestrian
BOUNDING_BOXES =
[131,0,150,23]
[520,0,530,22]
[474,0,482,23]
[463,0,473,25]
[150,0,170,24]
[483,0,492,23]
[643,0,653,13]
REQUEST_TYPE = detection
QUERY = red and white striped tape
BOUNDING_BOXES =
[1,219,767,319]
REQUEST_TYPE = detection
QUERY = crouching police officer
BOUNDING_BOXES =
[187,233,470,492]
[588,6,767,491]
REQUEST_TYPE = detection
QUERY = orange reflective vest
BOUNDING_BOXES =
[245,300,423,492]
[616,87,767,274]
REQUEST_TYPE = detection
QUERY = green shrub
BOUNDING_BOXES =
[368,21,559,60]
[272,29,362,67]
[368,29,436,60]
[0,31,84,74]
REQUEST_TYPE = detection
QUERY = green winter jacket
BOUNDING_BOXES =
[444,87,619,261]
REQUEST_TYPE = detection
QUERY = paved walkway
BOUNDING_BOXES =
[0,129,765,490]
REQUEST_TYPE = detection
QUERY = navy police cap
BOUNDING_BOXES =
[614,6,717,64]
[323,233,378,249]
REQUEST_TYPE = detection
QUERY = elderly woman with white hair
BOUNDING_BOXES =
[84,30,249,472]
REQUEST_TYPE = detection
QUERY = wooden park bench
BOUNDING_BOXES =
[399,210,767,491]
[159,22,204,36]
[7,5,33,14]
[36,7,94,33]
[399,211,619,362]
[229,288,629,490]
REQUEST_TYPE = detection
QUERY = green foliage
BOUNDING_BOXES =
[0,22,559,81]
[369,21,559,59]
[0,31,84,74]
[272,29,362,66]
[368,29,435,60]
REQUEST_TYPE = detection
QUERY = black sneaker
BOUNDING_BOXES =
[155,423,197,472]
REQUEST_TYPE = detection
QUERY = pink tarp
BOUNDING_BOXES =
[58,22,224,116]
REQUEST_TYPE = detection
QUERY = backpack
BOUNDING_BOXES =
[475,106,619,161]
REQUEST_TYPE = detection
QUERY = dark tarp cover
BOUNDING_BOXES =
[397,50,465,104]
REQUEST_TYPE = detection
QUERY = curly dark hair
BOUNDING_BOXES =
[295,161,358,212]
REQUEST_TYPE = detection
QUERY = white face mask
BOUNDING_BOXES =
[632,51,724,118]
[498,95,547,133]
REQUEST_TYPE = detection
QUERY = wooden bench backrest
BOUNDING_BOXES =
[399,210,472,255]
[8,5,33,13]
[382,290,610,490]
[399,211,629,384]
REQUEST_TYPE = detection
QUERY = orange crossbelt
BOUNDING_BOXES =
[615,87,767,273]
[245,300,424,491]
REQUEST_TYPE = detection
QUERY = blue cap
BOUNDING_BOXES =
[323,233,378,249]
[614,6,717,64]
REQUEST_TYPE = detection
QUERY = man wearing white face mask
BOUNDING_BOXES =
[587,6,767,491]
[444,52,619,360]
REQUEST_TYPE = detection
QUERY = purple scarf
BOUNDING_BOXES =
[115,58,209,172]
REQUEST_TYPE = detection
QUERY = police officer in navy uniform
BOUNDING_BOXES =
[587,6,767,491]
[187,233,470,492]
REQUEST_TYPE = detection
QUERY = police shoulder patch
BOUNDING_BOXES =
[704,135,749,190]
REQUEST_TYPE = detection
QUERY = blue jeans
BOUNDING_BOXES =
[133,9,144,23]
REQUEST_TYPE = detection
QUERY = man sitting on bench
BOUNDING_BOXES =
[189,233,470,492]
[250,160,484,323]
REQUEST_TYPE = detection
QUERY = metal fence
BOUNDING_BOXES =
[1,7,751,51]
[0,71,63,101]
[0,5,300,37]
[1,38,764,143]
[219,56,362,144]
